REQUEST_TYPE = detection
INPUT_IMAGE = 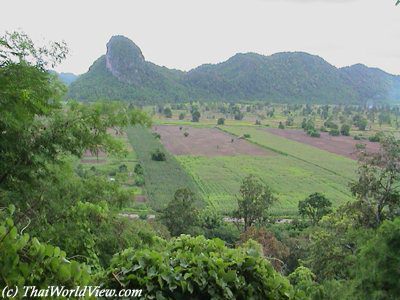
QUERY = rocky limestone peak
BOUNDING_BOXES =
[105,35,146,84]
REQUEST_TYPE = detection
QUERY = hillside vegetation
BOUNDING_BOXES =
[68,35,400,104]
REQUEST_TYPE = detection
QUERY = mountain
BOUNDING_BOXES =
[340,64,400,104]
[50,71,78,86]
[68,35,400,104]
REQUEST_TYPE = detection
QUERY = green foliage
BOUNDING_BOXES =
[278,122,285,129]
[353,115,368,131]
[353,218,400,300]
[368,131,384,143]
[191,109,201,122]
[298,193,332,225]
[340,124,351,136]
[104,235,295,300]
[288,267,321,299]
[234,175,277,231]
[69,40,400,104]
[0,206,91,291]
[151,149,167,161]
[161,188,200,236]
[328,129,340,136]
[217,117,225,125]
[134,163,144,175]
[351,135,400,228]
[164,107,172,118]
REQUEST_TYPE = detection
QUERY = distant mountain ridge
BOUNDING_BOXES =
[68,35,400,104]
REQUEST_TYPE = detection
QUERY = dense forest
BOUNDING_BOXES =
[1,30,400,300]
[68,35,400,105]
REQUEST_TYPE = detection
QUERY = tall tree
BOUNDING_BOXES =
[234,175,277,231]
[298,193,332,225]
[351,135,400,228]
[161,188,200,236]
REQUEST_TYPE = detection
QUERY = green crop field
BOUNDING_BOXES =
[126,126,204,210]
[174,126,359,216]
[221,126,358,179]
[178,155,354,216]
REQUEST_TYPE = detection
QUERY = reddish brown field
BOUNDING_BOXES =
[266,128,380,160]
[155,125,272,157]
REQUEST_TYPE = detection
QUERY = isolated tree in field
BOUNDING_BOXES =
[178,112,185,120]
[151,149,166,161]
[350,135,400,228]
[163,107,172,118]
[340,124,351,136]
[191,109,201,122]
[161,188,199,236]
[217,117,225,125]
[234,175,277,231]
[298,193,332,225]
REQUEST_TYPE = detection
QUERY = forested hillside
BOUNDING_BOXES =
[68,35,400,104]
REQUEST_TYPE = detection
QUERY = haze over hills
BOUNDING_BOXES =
[68,35,400,104]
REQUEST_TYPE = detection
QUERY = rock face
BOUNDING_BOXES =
[68,35,400,104]
[105,35,147,85]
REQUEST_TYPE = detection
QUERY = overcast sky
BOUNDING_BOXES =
[2,0,399,75]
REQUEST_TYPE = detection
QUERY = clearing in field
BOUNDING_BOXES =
[266,128,380,160]
[154,125,271,156]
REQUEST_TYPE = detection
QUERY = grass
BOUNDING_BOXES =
[221,126,357,179]
[126,126,204,211]
[178,155,354,216]
[171,125,359,216]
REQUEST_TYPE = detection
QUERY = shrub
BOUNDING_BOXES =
[255,120,262,125]
[355,143,366,150]
[151,149,166,161]
[368,132,384,143]
[320,126,328,132]
[340,124,351,136]
[179,113,185,120]
[243,133,251,138]
[164,107,172,118]
[324,120,338,129]
[308,130,320,138]
[135,175,145,186]
[354,135,361,140]
[119,164,128,172]
[134,163,144,175]
[153,132,161,139]
[217,118,225,125]
[104,235,295,299]
[329,129,340,136]
[183,131,189,137]
[278,122,285,129]
[0,206,92,289]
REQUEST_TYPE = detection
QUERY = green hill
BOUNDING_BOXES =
[68,35,400,104]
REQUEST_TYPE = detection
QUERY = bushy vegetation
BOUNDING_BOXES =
[104,235,296,300]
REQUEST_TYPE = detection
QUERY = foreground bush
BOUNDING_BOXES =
[104,235,296,299]
[0,206,91,292]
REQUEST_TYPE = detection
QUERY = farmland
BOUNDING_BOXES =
[126,126,204,211]
[155,125,271,156]
[266,128,380,160]
[146,123,359,216]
